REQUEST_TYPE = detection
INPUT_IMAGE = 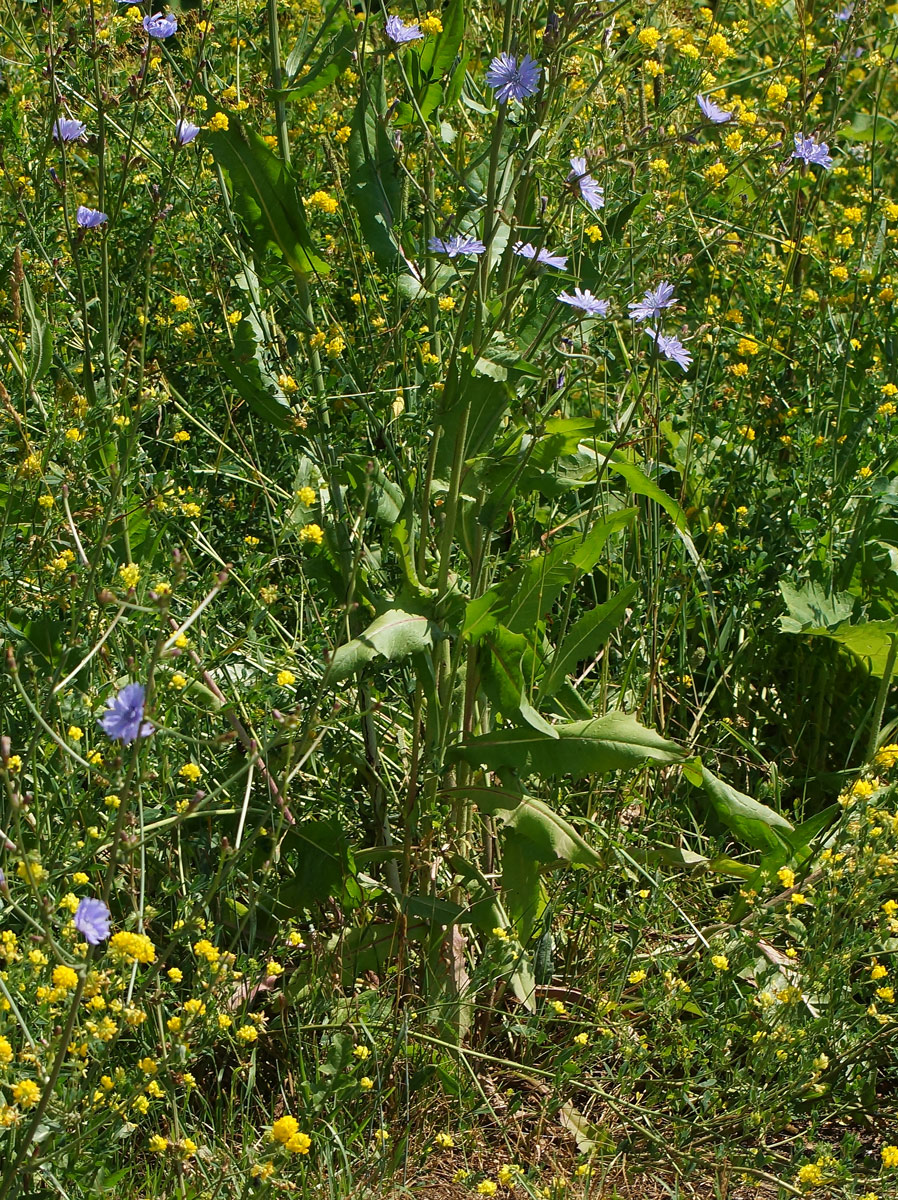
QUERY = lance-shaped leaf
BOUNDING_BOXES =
[479,626,557,737]
[215,317,293,429]
[327,608,440,681]
[206,118,329,277]
[454,711,684,776]
[696,767,793,852]
[348,84,402,268]
[540,582,638,699]
[284,0,354,96]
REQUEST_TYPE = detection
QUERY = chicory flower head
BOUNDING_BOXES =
[76,206,107,229]
[74,897,111,946]
[628,280,678,322]
[645,328,692,371]
[385,14,423,43]
[176,120,201,145]
[98,683,153,745]
[428,234,486,258]
[568,156,604,211]
[143,12,178,38]
[696,94,732,124]
[557,288,610,317]
[485,52,540,104]
[53,118,87,142]
[791,133,833,170]
[513,242,568,270]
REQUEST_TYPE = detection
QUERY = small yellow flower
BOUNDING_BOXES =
[179,762,202,783]
[118,563,140,589]
[272,1115,299,1145]
[52,965,79,991]
[711,954,729,971]
[299,523,324,546]
[276,670,296,687]
[777,866,795,889]
[11,1080,40,1108]
[305,190,338,215]
[360,1075,374,1089]
[296,486,317,506]
[206,112,229,132]
[173,430,191,444]
[434,1132,454,1149]
[286,1131,311,1154]
[237,1024,258,1043]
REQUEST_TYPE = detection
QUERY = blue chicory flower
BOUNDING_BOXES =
[485,52,540,104]
[697,94,733,124]
[834,4,854,18]
[628,280,678,322]
[176,120,201,145]
[74,897,111,945]
[385,14,424,43]
[76,206,107,229]
[568,156,604,211]
[791,133,833,170]
[645,328,692,372]
[98,683,154,745]
[428,234,486,258]
[143,12,178,38]
[53,118,87,142]
[512,241,568,270]
[557,288,610,317]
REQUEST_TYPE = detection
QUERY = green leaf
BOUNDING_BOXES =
[434,373,513,484]
[206,118,329,277]
[278,818,358,911]
[463,539,581,642]
[22,274,53,384]
[501,829,546,944]
[283,1,354,97]
[696,767,793,852]
[455,711,684,777]
[779,581,855,630]
[215,318,293,429]
[479,626,557,737]
[448,785,603,870]
[327,608,440,681]
[419,0,465,80]
[779,581,898,675]
[562,430,687,529]
[541,582,638,698]
[347,83,402,268]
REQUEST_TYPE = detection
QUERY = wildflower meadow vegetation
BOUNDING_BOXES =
[3,0,898,1196]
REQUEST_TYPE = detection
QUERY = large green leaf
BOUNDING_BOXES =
[779,581,898,675]
[545,420,687,529]
[206,118,329,277]
[347,84,402,268]
[434,372,513,485]
[696,766,793,852]
[327,608,440,681]
[22,274,52,384]
[478,626,557,737]
[463,542,578,642]
[454,711,684,776]
[418,0,465,80]
[284,1,354,96]
[215,317,293,428]
[278,818,359,911]
[540,582,638,699]
[501,829,546,944]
